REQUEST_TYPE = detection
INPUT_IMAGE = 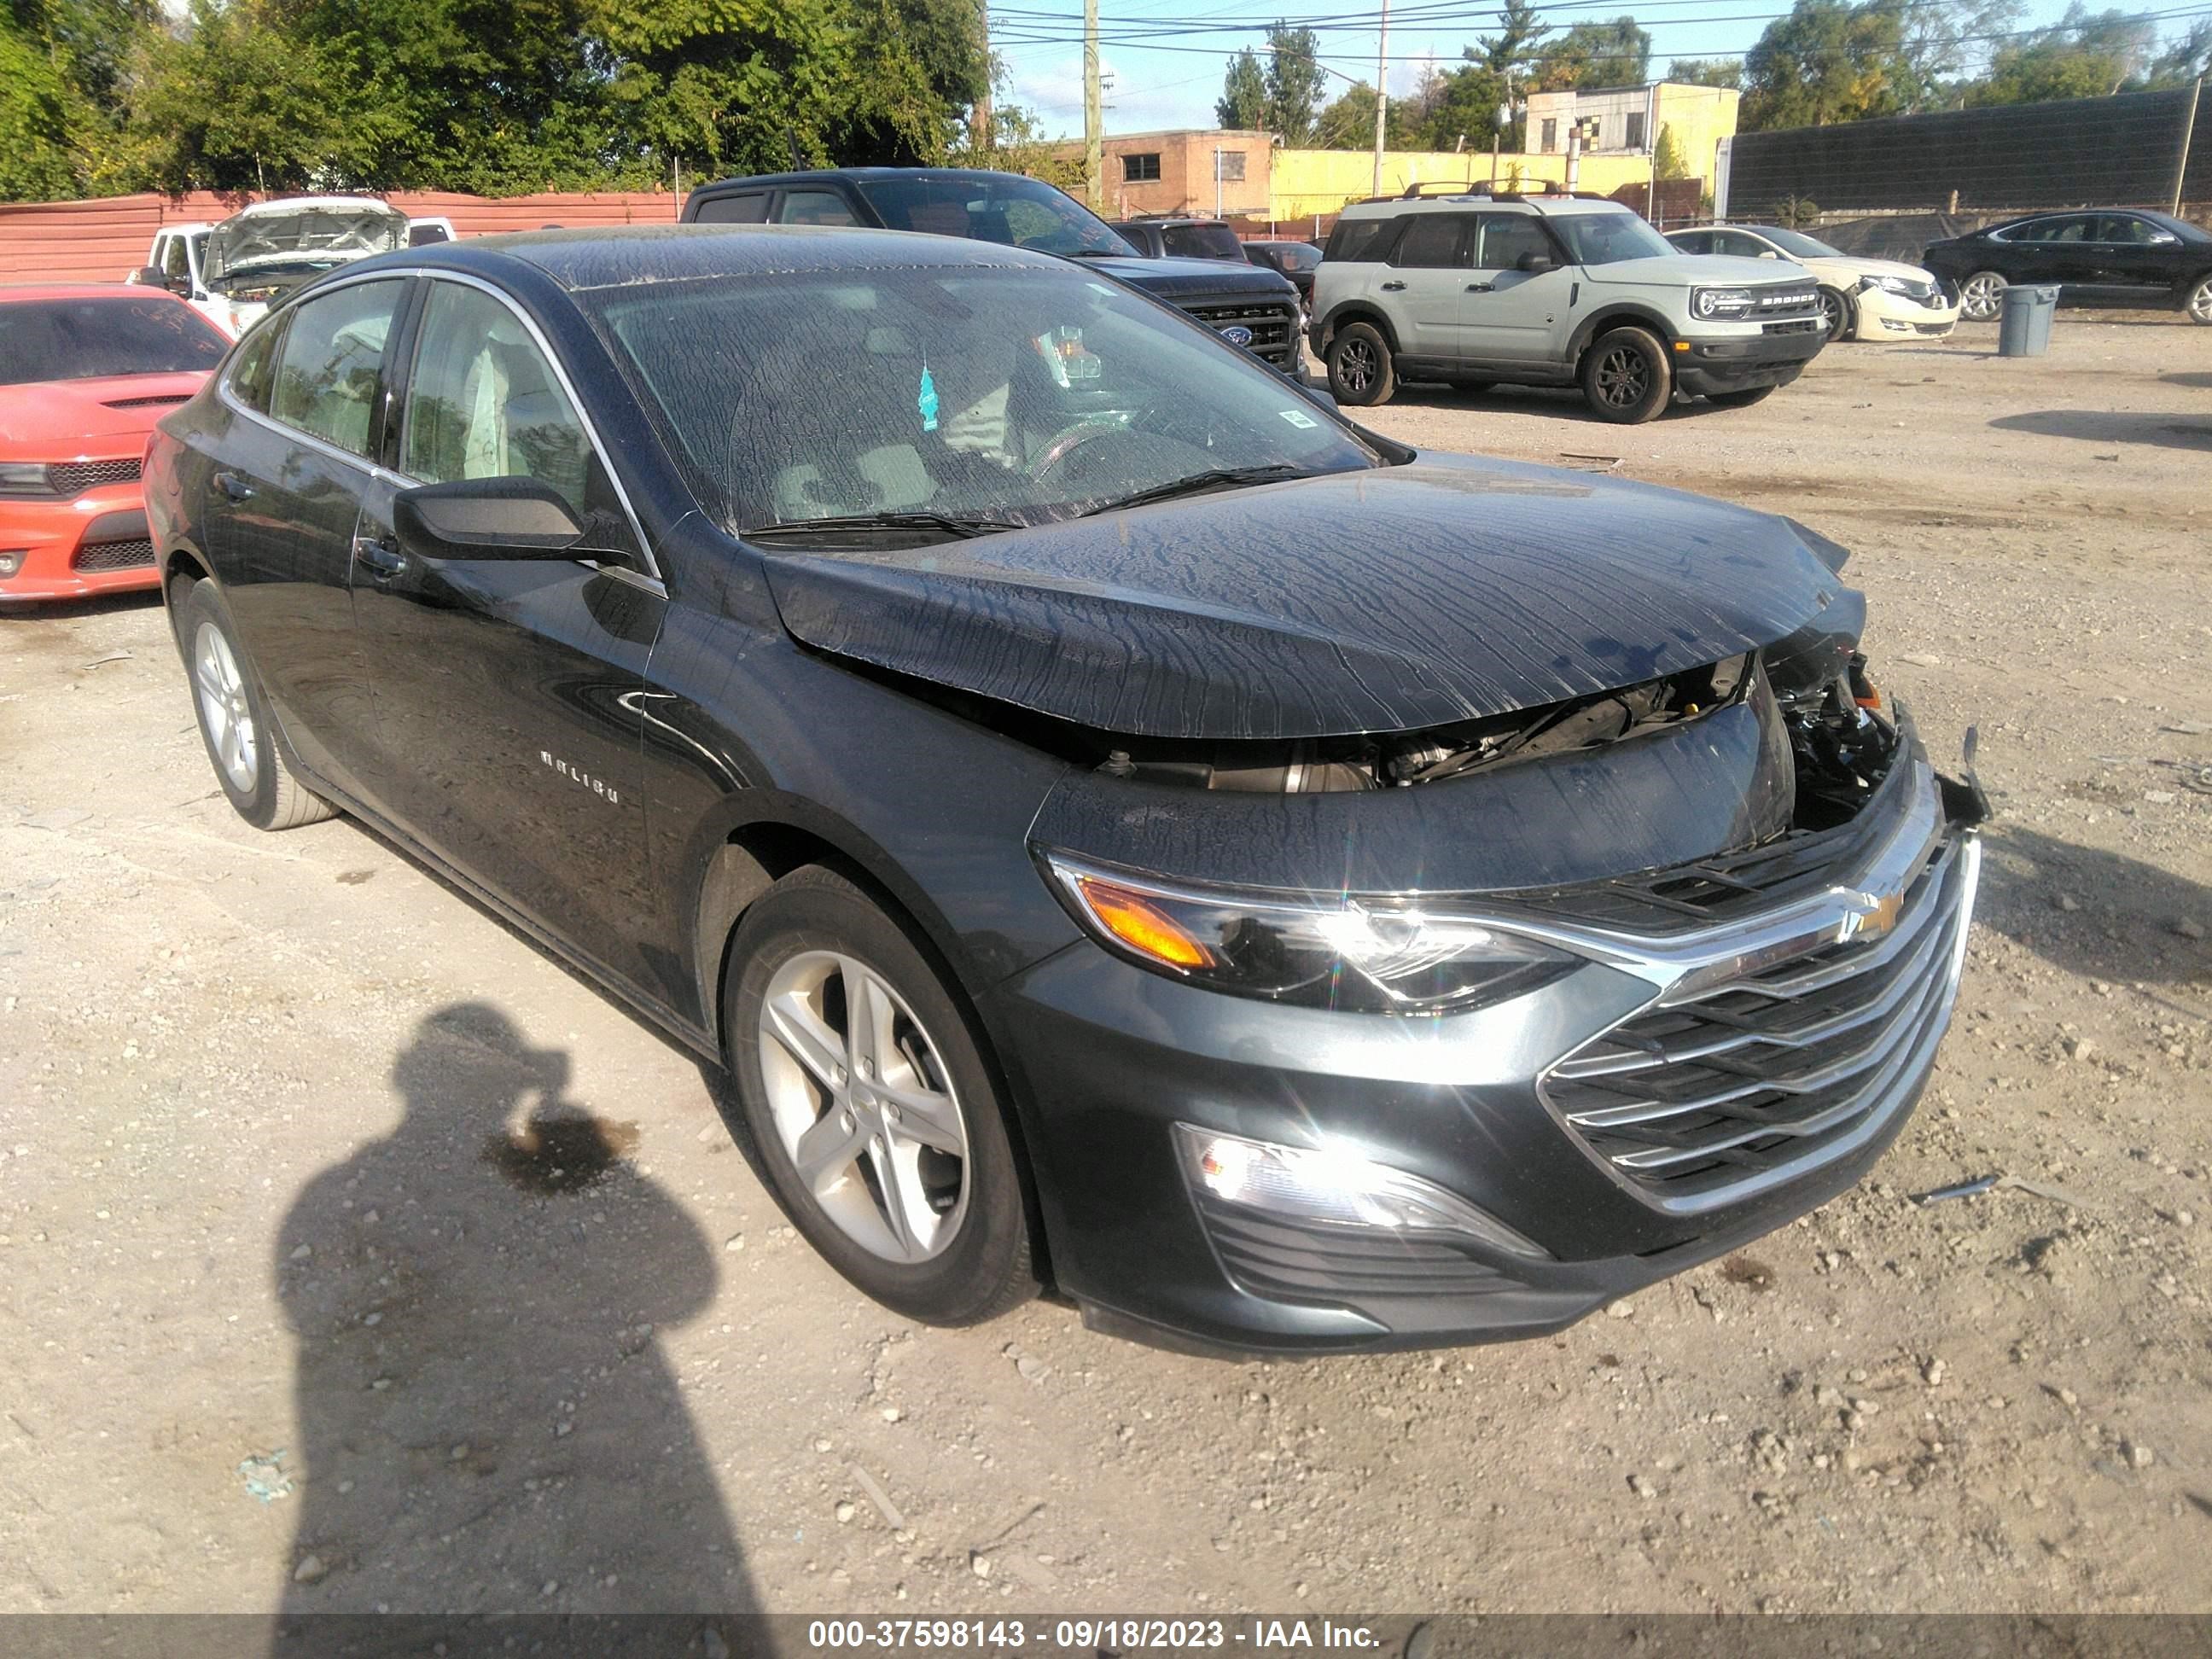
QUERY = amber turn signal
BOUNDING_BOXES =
[1077,876,1215,970]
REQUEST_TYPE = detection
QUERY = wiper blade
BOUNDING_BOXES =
[1078,463,1306,516]
[743,511,1022,542]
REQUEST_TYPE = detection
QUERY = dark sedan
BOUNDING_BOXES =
[1922,208,2212,323]
[143,227,1986,1355]
[1243,238,1321,308]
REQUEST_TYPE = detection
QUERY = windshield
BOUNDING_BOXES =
[1549,211,1675,266]
[1161,224,1245,261]
[1268,243,1321,271]
[586,264,1376,536]
[0,296,229,386]
[853,175,1138,259]
[1758,226,1843,259]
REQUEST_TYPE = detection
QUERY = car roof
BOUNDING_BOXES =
[690,167,1030,192]
[352,224,1074,293]
[0,282,194,303]
[1337,194,1632,221]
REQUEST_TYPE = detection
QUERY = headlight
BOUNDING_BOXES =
[1691,286,1755,320]
[1040,851,1574,1014]
[1859,274,1912,294]
[0,462,57,498]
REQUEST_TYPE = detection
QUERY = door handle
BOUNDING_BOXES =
[353,534,406,579]
[1379,280,1406,291]
[212,471,254,503]
[1464,282,1495,293]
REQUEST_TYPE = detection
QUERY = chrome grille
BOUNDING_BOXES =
[1183,300,1299,368]
[72,538,155,573]
[47,458,141,495]
[1752,284,1819,318]
[1541,840,1972,1205]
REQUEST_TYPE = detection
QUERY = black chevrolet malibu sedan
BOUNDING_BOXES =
[144,226,1986,1355]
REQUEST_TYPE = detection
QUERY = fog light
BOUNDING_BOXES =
[1174,1124,1549,1259]
[0,550,26,579]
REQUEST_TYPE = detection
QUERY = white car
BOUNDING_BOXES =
[197,196,413,334]
[1667,224,1959,344]
[131,223,236,335]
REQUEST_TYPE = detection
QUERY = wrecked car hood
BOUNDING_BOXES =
[761,455,1864,742]
[207,199,410,291]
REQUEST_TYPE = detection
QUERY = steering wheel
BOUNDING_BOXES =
[1028,421,1122,482]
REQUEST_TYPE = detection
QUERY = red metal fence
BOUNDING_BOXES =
[0,189,684,286]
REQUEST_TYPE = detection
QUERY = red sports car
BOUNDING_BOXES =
[2,284,230,603]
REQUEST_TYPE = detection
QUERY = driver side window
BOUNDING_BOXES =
[401,282,639,556]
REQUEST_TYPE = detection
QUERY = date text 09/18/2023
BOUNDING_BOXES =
[804,1618,1389,1651]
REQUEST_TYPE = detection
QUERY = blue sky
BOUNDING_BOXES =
[994,0,2105,137]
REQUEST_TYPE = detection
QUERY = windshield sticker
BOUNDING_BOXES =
[917,362,940,433]
[1278,407,1319,429]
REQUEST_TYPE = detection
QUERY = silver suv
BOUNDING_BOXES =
[1311,189,1826,422]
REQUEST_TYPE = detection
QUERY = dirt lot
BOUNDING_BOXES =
[2,311,2209,1619]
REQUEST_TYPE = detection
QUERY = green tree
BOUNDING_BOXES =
[1665,57,1742,89]
[1651,120,1689,178]
[1479,0,1547,74]
[1217,47,1267,129]
[1404,55,1510,152]
[1967,5,2161,105]
[1741,0,1916,130]
[1532,16,1652,90]
[951,90,1081,190]
[0,18,84,199]
[1262,22,1327,143]
[1313,80,1423,150]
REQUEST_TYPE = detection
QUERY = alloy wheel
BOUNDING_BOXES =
[1594,345,1650,409]
[1336,340,1375,393]
[757,949,970,1263]
[2188,276,2212,325]
[1818,288,1846,341]
[193,620,259,794]
[1959,272,2005,321]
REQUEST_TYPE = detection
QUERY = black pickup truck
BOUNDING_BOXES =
[681,168,1304,372]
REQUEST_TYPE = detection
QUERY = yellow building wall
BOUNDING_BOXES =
[1267,148,1657,225]
[1654,85,1741,185]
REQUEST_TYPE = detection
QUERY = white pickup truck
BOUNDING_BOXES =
[132,201,449,335]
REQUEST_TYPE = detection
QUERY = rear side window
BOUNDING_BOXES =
[269,279,404,458]
[1671,230,1711,254]
[1389,214,1470,269]
[777,190,860,227]
[694,192,770,224]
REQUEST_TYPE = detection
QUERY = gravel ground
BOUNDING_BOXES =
[1,311,2208,1617]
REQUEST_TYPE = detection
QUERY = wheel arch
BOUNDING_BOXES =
[1566,304,1679,370]
[1313,300,1402,357]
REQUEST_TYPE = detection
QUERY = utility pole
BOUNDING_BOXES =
[972,0,992,149]
[1371,0,1389,198]
[1085,0,1103,212]
[2174,75,2203,217]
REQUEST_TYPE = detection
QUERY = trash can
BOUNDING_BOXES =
[1997,283,2058,357]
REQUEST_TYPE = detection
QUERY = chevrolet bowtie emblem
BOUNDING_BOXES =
[1843,888,1906,941]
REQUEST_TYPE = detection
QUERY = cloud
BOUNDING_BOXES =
[1004,53,1219,137]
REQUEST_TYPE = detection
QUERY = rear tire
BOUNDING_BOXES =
[1580,326,1671,424]
[1816,286,1854,341]
[178,581,334,832]
[1705,385,1777,408]
[1325,322,1395,406]
[724,866,1039,1327]
[1958,270,2006,322]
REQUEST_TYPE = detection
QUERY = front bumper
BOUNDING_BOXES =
[988,738,1982,1355]
[1673,323,1825,397]
[0,484,161,605]
[1854,286,1959,341]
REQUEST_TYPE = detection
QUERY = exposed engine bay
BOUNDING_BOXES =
[1073,646,1899,838]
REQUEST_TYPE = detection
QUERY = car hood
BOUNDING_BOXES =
[207,201,410,290]
[1086,254,1298,301]
[1813,254,1939,284]
[1586,253,1808,287]
[761,454,1863,742]
[0,372,209,452]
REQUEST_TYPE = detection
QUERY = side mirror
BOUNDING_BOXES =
[1516,251,1557,274]
[132,265,167,288]
[1757,249,1779,259]
[393,476,585,560]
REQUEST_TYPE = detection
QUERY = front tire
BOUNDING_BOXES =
[2185,273,2212,326]
[725,866,1039,1327]
[1580,326,1672,424]
[1816,286,1854,341]
[1959,270,2006,322]
[1325,322,1395,406]
[178,581,334,831]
